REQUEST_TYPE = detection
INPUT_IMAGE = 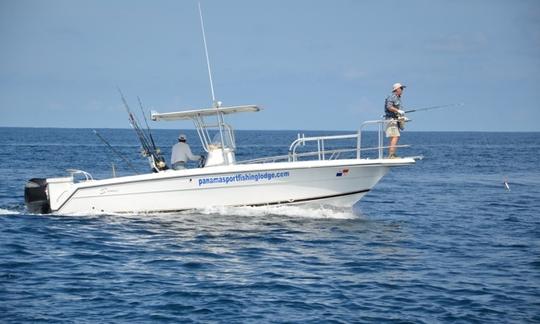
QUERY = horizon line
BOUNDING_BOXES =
[0,126,538,133]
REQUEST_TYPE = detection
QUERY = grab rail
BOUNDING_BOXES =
[288,119,390,161]
[288,133,360,162]
[238,119,408,164]
[66,169,94,181]
[358,119,386,159]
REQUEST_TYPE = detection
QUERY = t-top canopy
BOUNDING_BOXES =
[151,105,261,121]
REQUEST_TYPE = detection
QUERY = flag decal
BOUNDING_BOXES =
[336,168,349,177]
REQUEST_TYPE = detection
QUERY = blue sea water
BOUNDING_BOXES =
[1,127,539,323]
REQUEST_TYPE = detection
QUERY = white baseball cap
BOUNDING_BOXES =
[392,83,406,91]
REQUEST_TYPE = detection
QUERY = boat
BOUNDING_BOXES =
[24,103,417,214]
[23,6,419,214]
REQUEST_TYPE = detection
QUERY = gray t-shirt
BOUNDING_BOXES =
[171,141,200,165]
[384,93,402,119]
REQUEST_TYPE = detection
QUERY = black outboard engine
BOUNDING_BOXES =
[24,178,51,214]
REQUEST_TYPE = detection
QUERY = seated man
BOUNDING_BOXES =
[171,134,202,170]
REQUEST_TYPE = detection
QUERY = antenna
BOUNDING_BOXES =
[198,2,227,164]
[198,2,217,106]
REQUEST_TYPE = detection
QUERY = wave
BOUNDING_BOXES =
[197,204,357,219]
[40,204,360,220]
[0,208,21,215]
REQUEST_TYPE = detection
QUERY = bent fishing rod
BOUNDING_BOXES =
[404,102,464,114]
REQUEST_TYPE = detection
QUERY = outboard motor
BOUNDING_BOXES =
[24,178,51,214]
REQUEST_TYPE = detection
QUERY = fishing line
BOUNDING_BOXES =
[403,102,508,190]
[475,129,510,191]
[93,130,139,174]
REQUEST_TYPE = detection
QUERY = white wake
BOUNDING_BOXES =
[197,204,358,219]
[0,208,20,215]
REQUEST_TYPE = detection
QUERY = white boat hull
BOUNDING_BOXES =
[37,158,414,214]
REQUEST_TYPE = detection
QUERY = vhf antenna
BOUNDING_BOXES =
[198,1,227,164]
[198,2,219,107]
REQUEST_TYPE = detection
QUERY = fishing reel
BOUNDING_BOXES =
[397,115,410,131]
[151,157,168,172]
[156,160,167,170]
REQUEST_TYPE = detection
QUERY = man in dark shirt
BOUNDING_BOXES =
[384,83,406,158]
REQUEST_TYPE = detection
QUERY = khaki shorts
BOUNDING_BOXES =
[385,120,400,138]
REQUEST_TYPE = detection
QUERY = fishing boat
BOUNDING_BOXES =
[24,104,417,214]
[23,5,419,214]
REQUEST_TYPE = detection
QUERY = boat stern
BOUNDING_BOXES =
[24,176,74,214]
[24,178,51,214]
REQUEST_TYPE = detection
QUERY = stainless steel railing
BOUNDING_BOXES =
[288,119,400,161]
[238,119,409,164]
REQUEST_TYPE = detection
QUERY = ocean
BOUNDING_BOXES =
[1,127,539,323]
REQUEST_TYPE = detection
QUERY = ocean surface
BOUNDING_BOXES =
[1,127,539,323]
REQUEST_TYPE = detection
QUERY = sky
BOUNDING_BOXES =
[1,0,539,131]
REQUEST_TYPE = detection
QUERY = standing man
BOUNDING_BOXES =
[384,83,406,158]
[171,134,203,170]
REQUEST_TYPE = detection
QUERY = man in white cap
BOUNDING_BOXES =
[171,134,203,170]
[384,82,407,158]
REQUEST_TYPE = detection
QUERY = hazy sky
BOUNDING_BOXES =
[1,0,539,131]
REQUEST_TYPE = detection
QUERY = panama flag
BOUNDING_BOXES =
[336,168,349,177]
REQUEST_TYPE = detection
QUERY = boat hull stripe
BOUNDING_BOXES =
[55,164,386,212]
[65,188,371,214]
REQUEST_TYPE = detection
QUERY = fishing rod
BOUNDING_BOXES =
[118,88,157,168]
[137,96,158,152]
[93,130,138,174]
[404,102,464,114]
[118,88,151,152]
[137,96,168,170]
[118,88,154,154]
[117,88,167,172]
[390,103,464,131]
